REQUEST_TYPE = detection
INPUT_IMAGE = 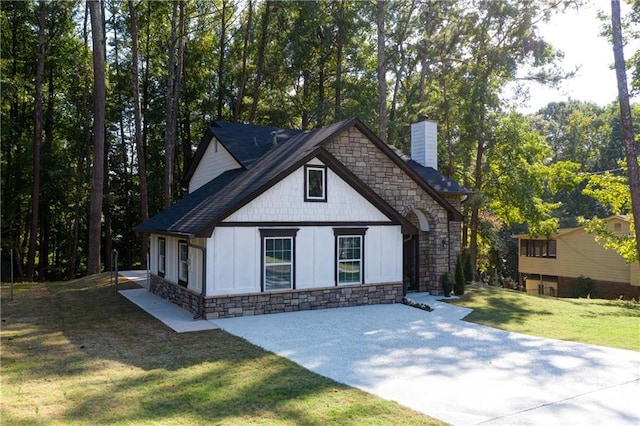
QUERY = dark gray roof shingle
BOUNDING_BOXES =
[139,118,468,237]
[139,120,352,236]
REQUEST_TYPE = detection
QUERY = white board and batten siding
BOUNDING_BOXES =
[205,158,403,296]
[207,225,402,296]
[149,234,204,293]
[189,138,240,193]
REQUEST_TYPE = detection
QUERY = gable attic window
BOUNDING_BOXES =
[158,237,166,277]
[305,165,327,202]
[260,229,299,292]
[334,228,367,285]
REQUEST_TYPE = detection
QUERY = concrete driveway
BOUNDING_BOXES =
[211,295,640,425]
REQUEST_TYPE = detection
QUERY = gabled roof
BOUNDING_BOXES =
[182,122,305,186]
[140,118,465,237]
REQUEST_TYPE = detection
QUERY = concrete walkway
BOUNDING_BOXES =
[117,272,640,425]
[118,271,219,333]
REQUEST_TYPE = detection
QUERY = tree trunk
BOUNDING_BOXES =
[376,0,387,142]
[611,0,640,265]
[233,0,253,122]
[69,2,91,280]
[334,0,344,121]
[217,0,227,120]
[129,0,149,269]
[163,1,178,208]
[87,0,106,275]
[39,65,55,280]
[249,0,271,123]
[27,1,46,281]
[163,1,186,208]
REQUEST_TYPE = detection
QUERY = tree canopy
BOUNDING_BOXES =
[1,0,637,280]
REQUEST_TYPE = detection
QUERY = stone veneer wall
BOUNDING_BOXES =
[150,274,404,319]
[150,275,200,314]
[325,127,459,294]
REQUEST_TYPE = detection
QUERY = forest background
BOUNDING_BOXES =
[2,0,639,282]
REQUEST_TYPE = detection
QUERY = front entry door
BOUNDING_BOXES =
[403,235,419,292]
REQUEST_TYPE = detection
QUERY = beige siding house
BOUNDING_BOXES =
[516,216,639,300]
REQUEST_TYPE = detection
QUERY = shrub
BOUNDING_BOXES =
[463,249,474,283]
[440,272,453,296]
[454,255,465,295]
[571,275,596,298]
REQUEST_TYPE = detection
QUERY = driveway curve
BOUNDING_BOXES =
[211,295,640,425]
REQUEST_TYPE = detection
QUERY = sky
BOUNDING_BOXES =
[511,1,639,114]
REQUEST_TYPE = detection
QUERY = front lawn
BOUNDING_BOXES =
[450,284,640,351]
[1,274,443,425]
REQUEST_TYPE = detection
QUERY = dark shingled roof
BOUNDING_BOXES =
[139,120,355,237]
[209,121,305,168]
[139,118,467,237]
[407,160,472,195]
[386,144,472,195]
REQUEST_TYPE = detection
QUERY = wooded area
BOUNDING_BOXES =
[1,0,638,282]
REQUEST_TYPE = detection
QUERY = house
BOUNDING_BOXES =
[516,215,640,299]
[137,117,471,319]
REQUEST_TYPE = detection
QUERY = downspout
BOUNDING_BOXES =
[188,240,207,320]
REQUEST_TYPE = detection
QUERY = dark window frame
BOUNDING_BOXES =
[260,229,299,292]
[304,165,327,202]
[520,238,557,259]
[158,237,166,278]
[333,228,367,285]
[178,240,188,287]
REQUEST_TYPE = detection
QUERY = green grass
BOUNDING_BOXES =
[449,284,640,351]
[0,274,444,425]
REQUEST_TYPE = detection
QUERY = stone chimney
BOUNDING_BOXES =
[410,116,438,169]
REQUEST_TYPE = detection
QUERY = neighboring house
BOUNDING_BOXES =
[516,215,640,300]
[138,117,471,319]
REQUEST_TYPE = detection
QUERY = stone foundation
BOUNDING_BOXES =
[149,274,404,319]
[149,275,200,314]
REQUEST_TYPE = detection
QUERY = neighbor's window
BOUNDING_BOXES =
[260,229,298,291]
[158,237,166,277]
[520,238,556,258]
[334,228,367,285]
[305,165,326,202]
[178,241,189,286]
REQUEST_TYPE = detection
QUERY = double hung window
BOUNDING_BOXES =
[260,229,298,291]
[334,228,367,285]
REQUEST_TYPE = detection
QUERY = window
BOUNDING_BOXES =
[334,228,367,285]
[178,241,188,286]
[158,237,166,277]
[260,229,298,291]
[520,238,557,259]
[614,222,622,233]
[305,165,326,202]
